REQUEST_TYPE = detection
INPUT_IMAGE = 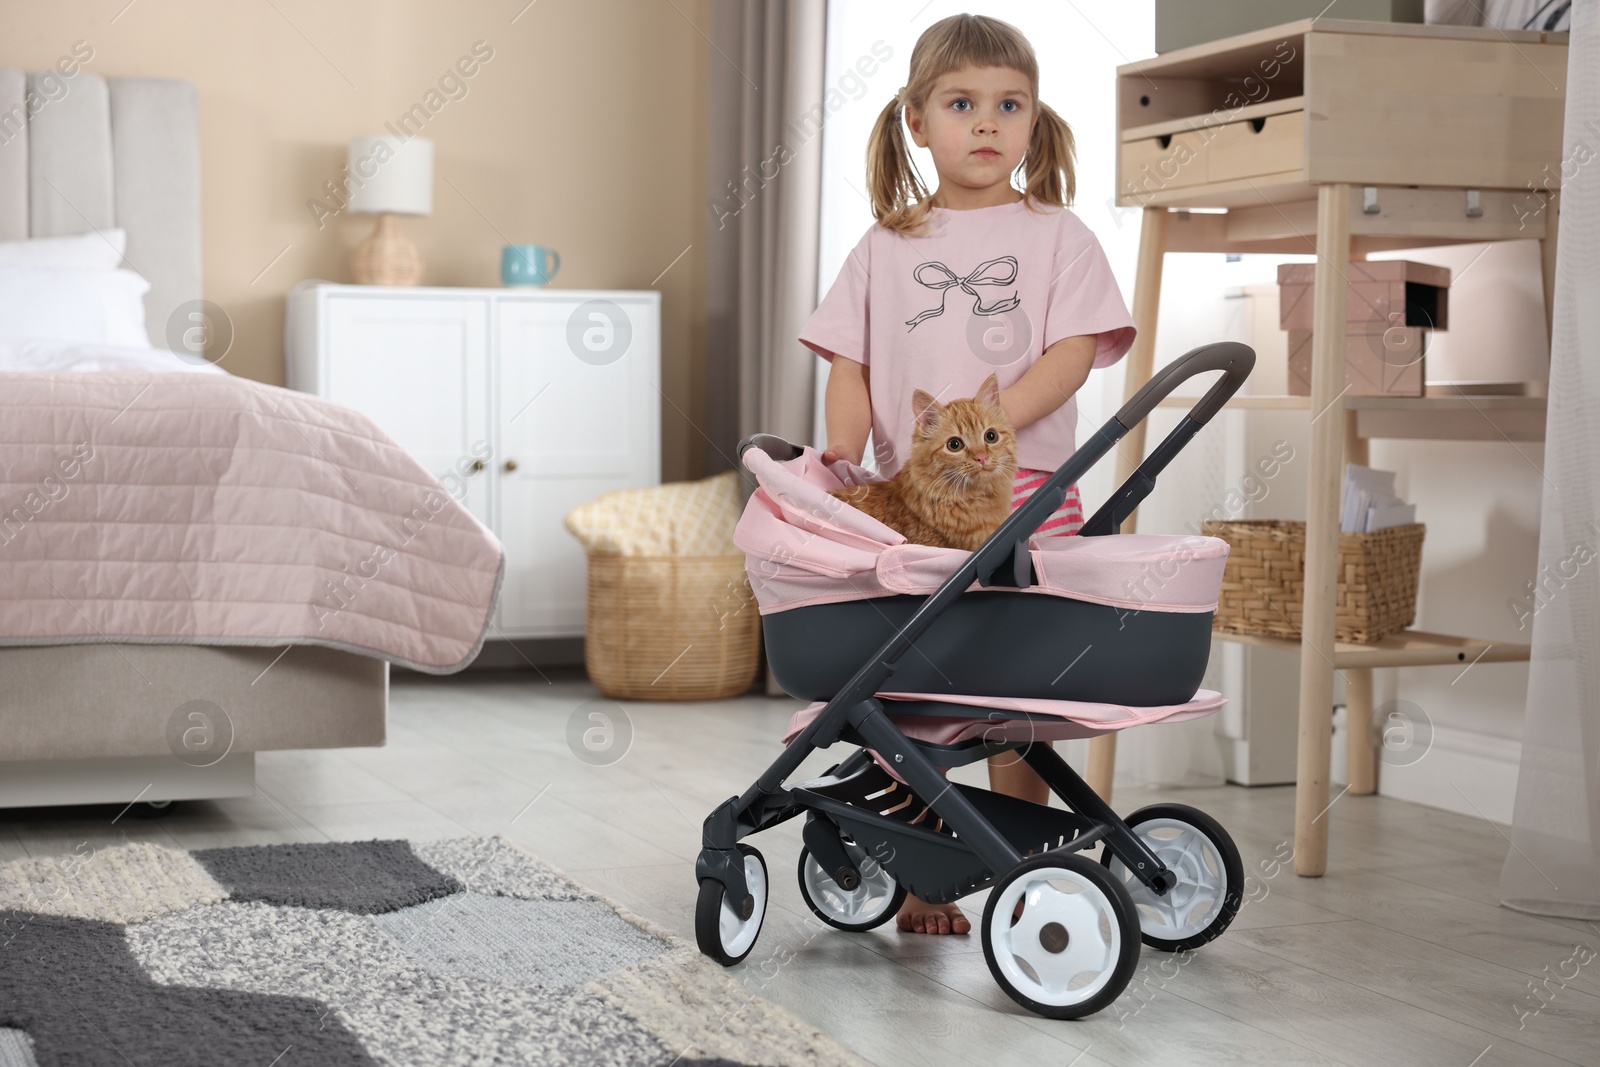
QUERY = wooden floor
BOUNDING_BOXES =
[3,669,1597,1067]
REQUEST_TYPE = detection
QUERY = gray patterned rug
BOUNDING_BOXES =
[0,836,866,1067]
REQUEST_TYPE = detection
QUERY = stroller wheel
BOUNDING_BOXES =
[981,853,1140,1020]
[1100,803,1243,952]
[695,844,768,966]
[797,841,907,932]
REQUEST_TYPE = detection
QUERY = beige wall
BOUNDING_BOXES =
[5,0,712,481]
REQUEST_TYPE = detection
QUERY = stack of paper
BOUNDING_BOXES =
[1341,465,1416,534]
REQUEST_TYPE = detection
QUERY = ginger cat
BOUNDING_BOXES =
[829,374,1016,551]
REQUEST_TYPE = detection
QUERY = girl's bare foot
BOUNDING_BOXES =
[895,894,970,934]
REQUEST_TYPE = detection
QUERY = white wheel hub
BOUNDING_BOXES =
[1110,818,1226,941]
[988,867,1122,1006]
[803,841,897,924]
[719,853,767,958]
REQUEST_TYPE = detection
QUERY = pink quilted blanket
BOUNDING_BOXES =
[0,372,503,673]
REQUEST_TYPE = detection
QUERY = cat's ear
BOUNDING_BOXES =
[976,373,1002,411]
[911,390,941,436]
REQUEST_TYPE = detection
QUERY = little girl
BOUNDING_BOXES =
[799,13,1135,935]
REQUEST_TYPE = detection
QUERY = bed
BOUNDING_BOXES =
[0,68,502,809]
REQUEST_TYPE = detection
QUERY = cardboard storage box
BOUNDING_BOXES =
[1286,327,1426,397]
[1278,260,1451,333]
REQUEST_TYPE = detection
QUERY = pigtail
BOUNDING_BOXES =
[1019,101,1077,207]
[867,91,935,237]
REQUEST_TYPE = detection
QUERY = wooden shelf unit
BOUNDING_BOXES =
[1096,17,1567,878]
[1212,628,1530,670]
[1156,393,1549,442]
[1115,17,1568,213]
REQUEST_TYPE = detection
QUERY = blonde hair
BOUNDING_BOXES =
[868,13,1076,237]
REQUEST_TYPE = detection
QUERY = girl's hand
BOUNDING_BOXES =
[821,448,857,466]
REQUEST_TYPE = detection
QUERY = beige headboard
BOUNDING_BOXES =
[0,67,201,347]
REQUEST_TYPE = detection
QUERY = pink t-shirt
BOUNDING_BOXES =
[800,197,1135,479]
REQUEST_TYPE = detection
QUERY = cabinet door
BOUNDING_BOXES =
[324,296,492,524]
[495,295,660,637]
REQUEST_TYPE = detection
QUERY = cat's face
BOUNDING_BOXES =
[907,374,1016,493]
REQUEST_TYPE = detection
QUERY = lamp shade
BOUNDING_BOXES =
[346,136,433,216]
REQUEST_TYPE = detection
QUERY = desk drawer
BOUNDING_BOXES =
[1118,130,1210,200]
[1119,111,1304,203]
[1206,110,1303,183]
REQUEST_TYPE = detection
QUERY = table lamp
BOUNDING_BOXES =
[347,135,433,285]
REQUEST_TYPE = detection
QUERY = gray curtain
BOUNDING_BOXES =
[704,0,827,487]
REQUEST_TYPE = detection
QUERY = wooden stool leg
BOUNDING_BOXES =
[1294,182,1351,877]
[1085,205,1168,802]
[1346,667,1377,795]
[1342,408,1376,795]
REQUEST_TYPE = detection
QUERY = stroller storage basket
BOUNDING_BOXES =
[799,761,1104,905]
[695,342,1258,1021]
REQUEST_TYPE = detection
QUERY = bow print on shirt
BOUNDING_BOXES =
[904,255,1021,331]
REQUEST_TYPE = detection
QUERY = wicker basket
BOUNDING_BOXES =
[1202,519,1425,644]
[584,553,761,700]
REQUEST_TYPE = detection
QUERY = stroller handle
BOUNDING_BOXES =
[738,433,804,463]
[1114,340,1254,431]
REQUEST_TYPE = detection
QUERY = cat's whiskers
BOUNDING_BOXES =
[940,466,971,497]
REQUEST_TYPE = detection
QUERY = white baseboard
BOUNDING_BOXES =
[0,753,255,810]
[1334,716,1519,825]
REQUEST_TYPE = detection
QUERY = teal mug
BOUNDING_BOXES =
[502,244,561,286]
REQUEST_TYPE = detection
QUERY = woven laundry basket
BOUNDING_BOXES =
[583,554,760,700]
[565,471,758,700]
[1201,519,1425,644]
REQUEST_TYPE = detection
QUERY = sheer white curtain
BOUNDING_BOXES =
[1500,0,1600,920]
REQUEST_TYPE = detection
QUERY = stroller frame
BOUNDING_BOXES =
[696,342,1255,1016]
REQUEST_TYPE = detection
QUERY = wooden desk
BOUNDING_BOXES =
[1091,17,1568,876]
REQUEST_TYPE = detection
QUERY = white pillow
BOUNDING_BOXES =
[0,229,127,270]
[0,337,226,375]
[0,267,153,348]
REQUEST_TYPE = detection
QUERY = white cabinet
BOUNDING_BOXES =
[287,282,661,639]
[321,296,492,520]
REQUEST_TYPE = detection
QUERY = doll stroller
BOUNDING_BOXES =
[695,342,1254,1019]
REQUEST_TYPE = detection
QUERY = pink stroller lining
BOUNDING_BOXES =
[784,689,1225,748]
[736,445,1230,616]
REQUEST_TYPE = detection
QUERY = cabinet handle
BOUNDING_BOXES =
[504,459,519,472]
[471,459,486,472]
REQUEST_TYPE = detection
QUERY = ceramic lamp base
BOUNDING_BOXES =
[351,213,423,286]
